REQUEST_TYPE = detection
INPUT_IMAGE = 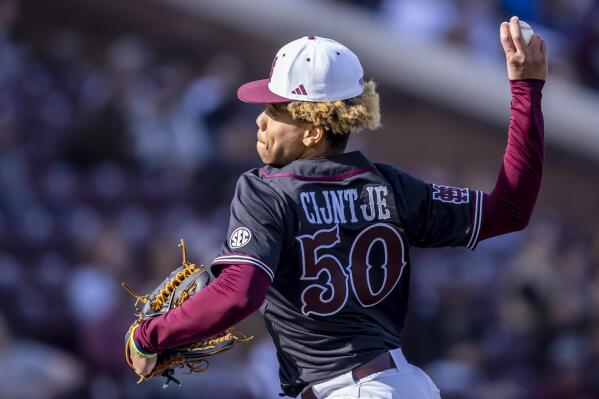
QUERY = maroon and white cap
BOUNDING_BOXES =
[237,36,364,104]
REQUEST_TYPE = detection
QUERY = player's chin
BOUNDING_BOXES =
[256,142,271,164]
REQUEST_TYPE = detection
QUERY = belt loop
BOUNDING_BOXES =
[389,348,409,372]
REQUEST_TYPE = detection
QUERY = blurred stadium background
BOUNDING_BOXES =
[1,0,599,398]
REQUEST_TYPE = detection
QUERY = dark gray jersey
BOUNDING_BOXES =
[210,151,483,397]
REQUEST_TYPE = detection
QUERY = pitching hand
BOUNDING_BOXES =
[500,16,548,81]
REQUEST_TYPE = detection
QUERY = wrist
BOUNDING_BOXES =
[130,325,156,358]
[509,78,545,83]
[510,79,545,92]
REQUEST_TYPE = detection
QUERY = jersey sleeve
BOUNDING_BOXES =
[210,172,286,281]
[394,170,483,250]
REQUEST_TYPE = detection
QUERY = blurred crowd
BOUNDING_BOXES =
[0,1,263,397]
[0,0,598,398]
[337,0,599,91]
[405,216,599,399]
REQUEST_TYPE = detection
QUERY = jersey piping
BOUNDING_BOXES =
[466,190,484,250]
[213,253,275,281]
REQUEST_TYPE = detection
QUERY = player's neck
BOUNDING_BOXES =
[298,143,343,161]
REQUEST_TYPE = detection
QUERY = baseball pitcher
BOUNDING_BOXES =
[127,17,547,398]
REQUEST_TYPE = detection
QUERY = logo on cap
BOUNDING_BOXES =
[269,56,279,82]
[291,84,308,95]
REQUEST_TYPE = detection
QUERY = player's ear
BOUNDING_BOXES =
[302,125,326,148]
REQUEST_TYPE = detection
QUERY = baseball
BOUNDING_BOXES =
[519,20,534,45]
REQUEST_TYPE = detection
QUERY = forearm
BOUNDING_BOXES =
[479,79,545,240]
[134,264,270,353]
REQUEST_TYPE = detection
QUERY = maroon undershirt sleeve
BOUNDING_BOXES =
[134,264,271,353]
[478,79,545,241]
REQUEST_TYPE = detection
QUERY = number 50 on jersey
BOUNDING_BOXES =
[296,222,407,317]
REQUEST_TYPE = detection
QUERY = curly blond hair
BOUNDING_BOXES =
[272,80,381,135]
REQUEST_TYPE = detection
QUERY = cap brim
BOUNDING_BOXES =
[237,79,290,104]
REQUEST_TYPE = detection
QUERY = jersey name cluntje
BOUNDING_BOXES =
[210,151,482,397]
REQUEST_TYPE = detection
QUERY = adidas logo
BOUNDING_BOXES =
[291,84,307,95]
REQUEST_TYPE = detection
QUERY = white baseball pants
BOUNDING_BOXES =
[296,348,441,399]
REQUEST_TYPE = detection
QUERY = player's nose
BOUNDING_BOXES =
[256,111,268,132]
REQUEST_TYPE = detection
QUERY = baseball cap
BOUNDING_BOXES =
[237,36,364,104]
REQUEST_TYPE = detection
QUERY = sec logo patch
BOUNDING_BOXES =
[230,227,252,248]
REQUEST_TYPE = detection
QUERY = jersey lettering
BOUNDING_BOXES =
[319,191,334,224]
[296,223,406,316]
[374,186,391,220]
[432,184,469,204]
[330,191,347,224]
[344,189,359,223]
[360,186,377,221]
[300,192,314,224]
[309,192,323,224]
[300,186,392,226]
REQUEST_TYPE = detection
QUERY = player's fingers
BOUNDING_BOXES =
[500,22,516,56]
[509,16,526,53]
[540,39,548,57]
[529,34,542,54]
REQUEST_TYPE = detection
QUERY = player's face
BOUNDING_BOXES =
[255,105,311,166]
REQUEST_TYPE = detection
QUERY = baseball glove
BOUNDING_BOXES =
[122,239,251,388]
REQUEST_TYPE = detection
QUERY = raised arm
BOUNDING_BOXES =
[479,17,548,240]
